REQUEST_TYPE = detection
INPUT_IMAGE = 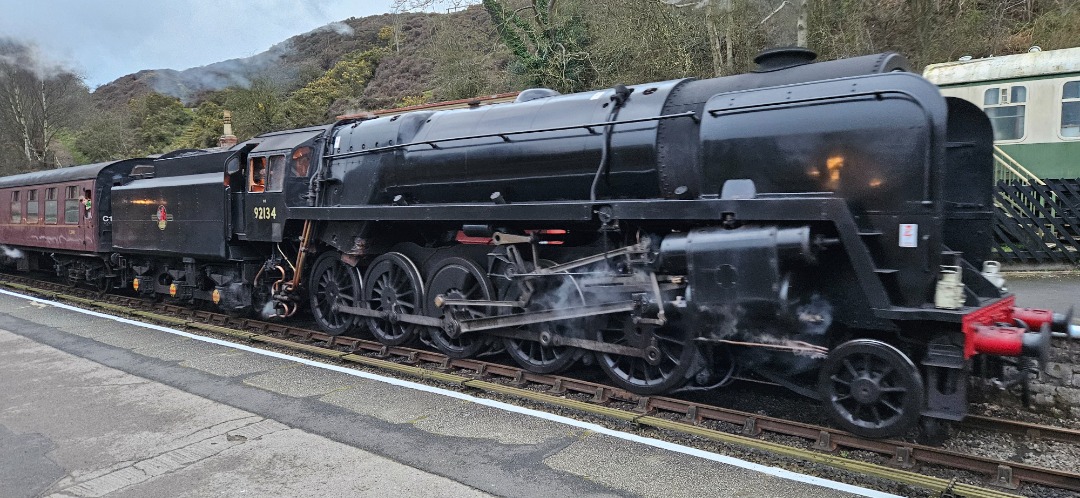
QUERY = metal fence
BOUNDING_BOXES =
[992,178,1080,265]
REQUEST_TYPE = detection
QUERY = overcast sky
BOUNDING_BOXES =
[0,0,435,88]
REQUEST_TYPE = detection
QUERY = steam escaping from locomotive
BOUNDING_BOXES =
[260,300,277,320]
[1,245,24,260]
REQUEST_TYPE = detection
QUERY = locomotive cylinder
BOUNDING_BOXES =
[656,227,811,323]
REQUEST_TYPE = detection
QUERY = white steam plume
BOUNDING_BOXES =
[1,245,24,259]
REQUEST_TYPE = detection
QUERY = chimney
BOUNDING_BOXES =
[218,110,238,148]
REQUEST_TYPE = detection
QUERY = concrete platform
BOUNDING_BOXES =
[1007,272,1080,314]
[0,289,894,498]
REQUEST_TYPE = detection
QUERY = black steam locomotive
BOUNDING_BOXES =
[2,48,1076,439]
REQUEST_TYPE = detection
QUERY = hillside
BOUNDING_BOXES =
[90,11,455,112]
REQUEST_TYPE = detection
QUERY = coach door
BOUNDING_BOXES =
[244,153,286,242]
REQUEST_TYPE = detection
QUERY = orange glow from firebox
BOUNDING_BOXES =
[826,155,844,183]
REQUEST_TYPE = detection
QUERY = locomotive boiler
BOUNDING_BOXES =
[2,48,1076,440]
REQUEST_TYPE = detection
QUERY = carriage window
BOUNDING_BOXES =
[1062,81,1080,138]
[983,86,1026,141]
[267,154,286,192]
[9,191,20,223]
[249,157,266,193]
[44,188,57,224]
[25,190,38,223]
[64,186,80,224]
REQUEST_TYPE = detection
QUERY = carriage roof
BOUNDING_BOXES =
[923,47,1080,86]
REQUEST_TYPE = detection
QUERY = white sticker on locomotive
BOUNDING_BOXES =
[899,223,918,248]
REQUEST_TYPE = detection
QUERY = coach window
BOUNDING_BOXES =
[44,188,57,224]
[267,154,286,192]
[9,191,20,223]
[25,190,38,223]
[249,157,266,193]
[64,186,80,224]
[1062,81,1080,138]
[983,86,1026,141]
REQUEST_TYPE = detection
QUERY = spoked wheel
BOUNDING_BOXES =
[424,257,494,359]
[818,339,925,439]
[500,263,581,374]
[308,252,363,336]
[363,252,424,346]
[594,312,697,395]
[92,274,114,295]
[63,269,79,288]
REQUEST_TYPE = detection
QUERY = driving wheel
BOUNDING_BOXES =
[500,262,581,374]
[308,251,362,336]
[424,257,494,359]
[363,252,424,346]
[594,312,697,395]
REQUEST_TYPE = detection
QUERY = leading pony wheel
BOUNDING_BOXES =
[308,251,362,336]
[818,339,924,439]
[424,257,494,359]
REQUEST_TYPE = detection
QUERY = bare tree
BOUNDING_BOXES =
[391,0,475,53]
[661,0,734,75]
[0,43,87,171]
[796,0,808,47]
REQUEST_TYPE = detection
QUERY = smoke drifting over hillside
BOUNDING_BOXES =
[318,22,356,36]
[144,43,297,103]
[112,19,365,104]
[0,38,79,80]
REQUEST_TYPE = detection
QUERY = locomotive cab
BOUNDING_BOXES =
[235,126,327,243]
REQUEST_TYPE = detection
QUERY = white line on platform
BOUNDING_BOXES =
[1,287,900,498]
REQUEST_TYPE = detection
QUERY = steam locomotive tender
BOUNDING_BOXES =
[2,48,1077,440]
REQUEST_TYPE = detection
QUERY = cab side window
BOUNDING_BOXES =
[1062,81,1080,138]
[983,86,1026,141]
[292,147,312,177]
[267,155,286,192]
[249,157,267,193]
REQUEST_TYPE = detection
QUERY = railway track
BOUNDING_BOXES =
[2,273,1078,497]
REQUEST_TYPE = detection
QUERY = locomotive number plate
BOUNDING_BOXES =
[253,206,277,220]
